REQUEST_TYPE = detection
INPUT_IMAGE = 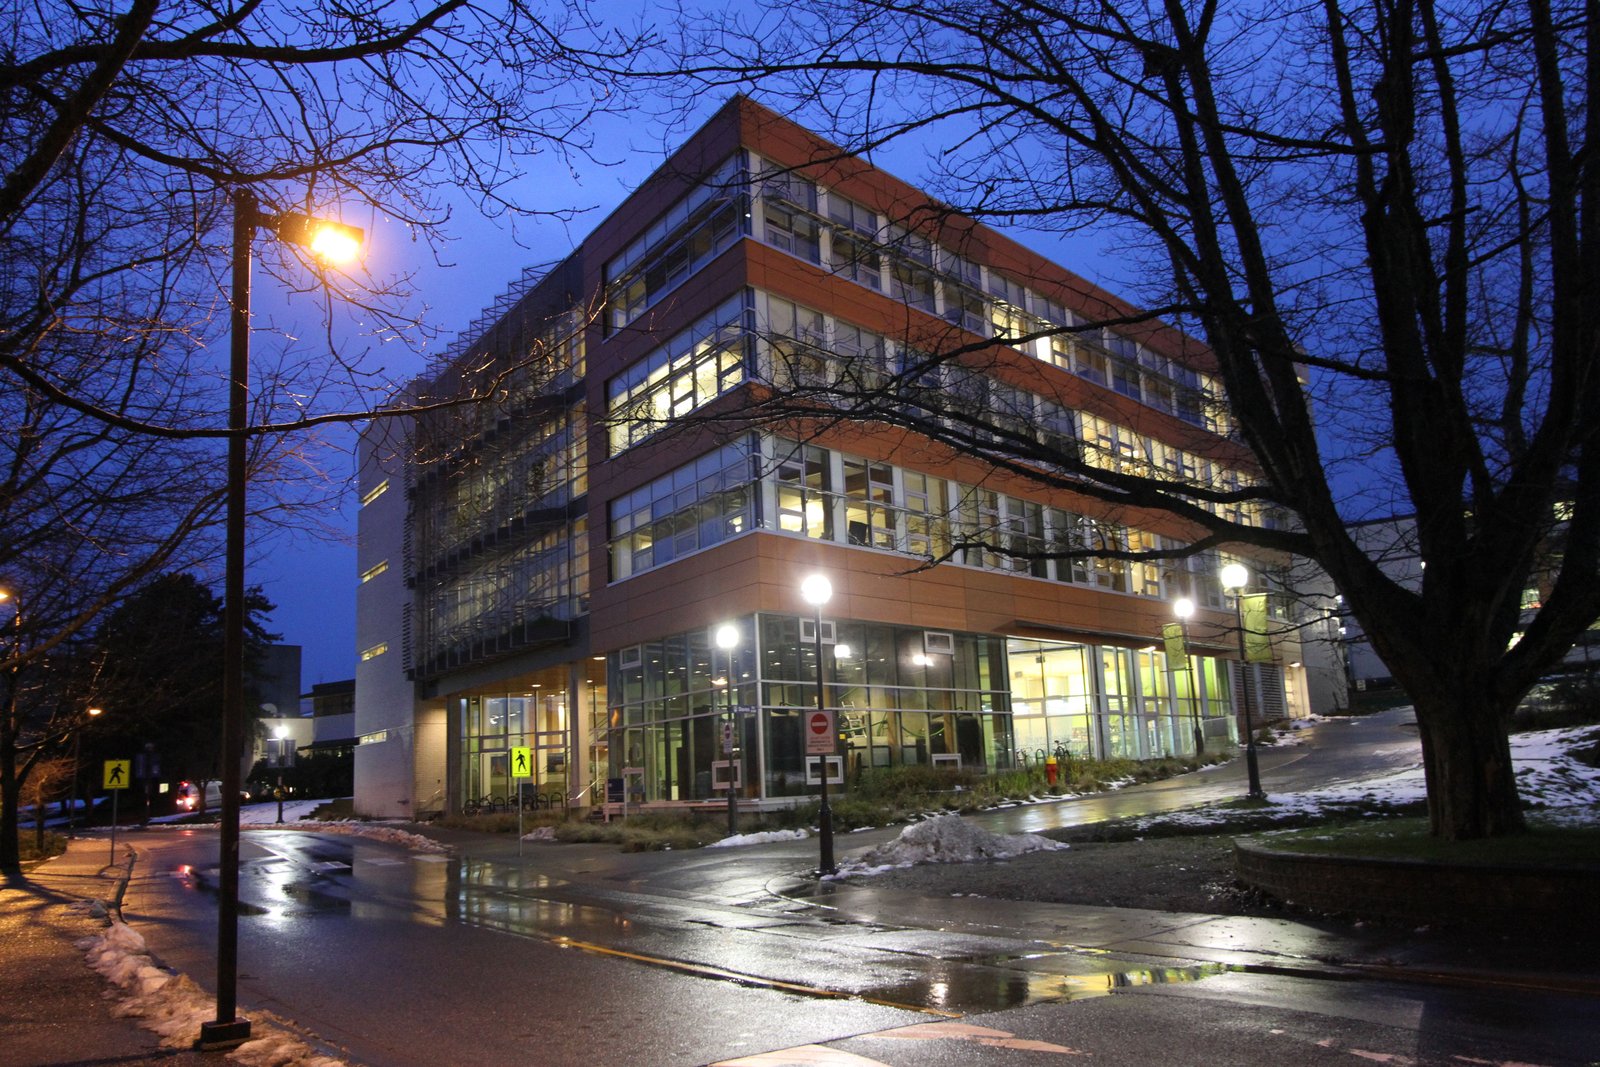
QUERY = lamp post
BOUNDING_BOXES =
[68,707,104,837]
[800,574,836,875]
[1,590,21,851]
[272,725,292,825]
[199,192,362,1052]
[1172,597,1202,755]
[1219,563,1265,799]
[714,624,740,837]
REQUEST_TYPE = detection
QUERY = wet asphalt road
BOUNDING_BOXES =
[115,712,1599,1066]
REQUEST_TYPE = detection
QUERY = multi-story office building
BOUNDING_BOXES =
[354,97,1310,819]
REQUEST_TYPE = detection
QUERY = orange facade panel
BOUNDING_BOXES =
[588,530,1200,655]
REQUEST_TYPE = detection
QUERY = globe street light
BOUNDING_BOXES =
[714,623,740,836]
[1219,563,1265,799]
[272,725,293,825]
[1172,597,1202,755]
[800,574,836,875]
[201,193,363,1052]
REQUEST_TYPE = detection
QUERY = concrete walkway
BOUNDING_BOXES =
[1,840,212,1067]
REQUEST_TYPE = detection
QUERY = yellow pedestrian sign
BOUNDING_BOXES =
[510,746,532,780]
[103,760,131,790]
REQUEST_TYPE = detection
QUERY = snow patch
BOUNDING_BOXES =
[1129,724,1600,831]
[833,814,1065,878]
[79,921,348,1065]
[708,829,810,848]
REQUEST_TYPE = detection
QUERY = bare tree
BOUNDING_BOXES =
[659,0,1599,839]
[0,0,647,870]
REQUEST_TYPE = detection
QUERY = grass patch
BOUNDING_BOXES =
[771,754,1225,836]
[1251,816,1600,866]
[18,831,67,863]
[555,812,724,851]
[433,808,572,834]
[428,753,1228,851]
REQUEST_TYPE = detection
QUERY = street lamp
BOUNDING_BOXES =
[1219,563,1265,799]
[800,574,836,875]
[714,624,740,837]
[200,193,363,1052]
[68,707,104,837]
[272,725,292,825]
[1172,597,1202,755]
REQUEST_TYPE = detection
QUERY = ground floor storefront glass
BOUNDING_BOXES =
[1001,639,1237,764]
[599,617,1248,808]
[605,614,1011,804]
[453,666,607,810]
[447,622,1249,810]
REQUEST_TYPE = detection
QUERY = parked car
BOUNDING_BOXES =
[175,780,250,812]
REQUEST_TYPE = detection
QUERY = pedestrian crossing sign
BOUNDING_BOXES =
[103,760,131,790]
[510,746,532,780]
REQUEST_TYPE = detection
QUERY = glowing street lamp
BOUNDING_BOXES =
[1219,563,1265,799]
[1172,597,1202,755]
[272,725,293,825]
[800,574,836,875]
[200,193,363,1052]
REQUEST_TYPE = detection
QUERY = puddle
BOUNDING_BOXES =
[863,961,1232,1012]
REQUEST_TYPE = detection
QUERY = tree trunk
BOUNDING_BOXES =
[0,749,20,875]
[1412,687,1525,840]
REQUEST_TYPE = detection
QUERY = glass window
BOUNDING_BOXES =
[842,455,898,550]
[604,157,747,332]
[762,201,821,262]
[607,294,748,454]
[608,440,756,579]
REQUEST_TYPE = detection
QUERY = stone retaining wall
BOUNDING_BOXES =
[1233,840,1600,930]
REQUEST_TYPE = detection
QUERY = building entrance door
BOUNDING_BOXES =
[479,751,509,807]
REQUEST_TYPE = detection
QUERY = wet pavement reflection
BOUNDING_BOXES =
[178,831,1247,1018]
[164,714,1431,1017]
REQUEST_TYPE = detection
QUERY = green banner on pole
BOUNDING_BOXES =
[1242,594,1273,662]
[1162,622,1187,664]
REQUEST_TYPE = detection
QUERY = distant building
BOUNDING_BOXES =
[355,98,1316,819]
[305,679,357,757]
[252,644,309,768]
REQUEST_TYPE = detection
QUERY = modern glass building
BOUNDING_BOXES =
[353,98,1308,819]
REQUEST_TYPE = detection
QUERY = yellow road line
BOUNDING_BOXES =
[543,934,963,1018]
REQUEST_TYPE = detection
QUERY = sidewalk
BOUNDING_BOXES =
[0,837,213,1067]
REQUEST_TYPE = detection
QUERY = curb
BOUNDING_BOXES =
[1233,838,1600,932]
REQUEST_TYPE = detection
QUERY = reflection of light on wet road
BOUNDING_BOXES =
[863,960,1232,1012]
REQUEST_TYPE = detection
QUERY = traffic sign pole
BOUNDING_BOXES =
[810,607,835,875]
[103,760,130,864]
[511,746,532,854]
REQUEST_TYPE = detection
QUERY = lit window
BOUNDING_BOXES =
[360,642,388,662]
[360,479,390,507]
[360,560,390,584]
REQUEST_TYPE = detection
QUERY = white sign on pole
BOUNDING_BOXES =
[805,710,835,755]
